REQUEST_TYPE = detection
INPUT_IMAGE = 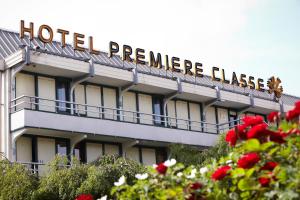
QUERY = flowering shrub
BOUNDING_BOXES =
[112,101,300,200]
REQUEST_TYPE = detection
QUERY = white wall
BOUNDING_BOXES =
[189,103,201,131]
[15,73,35,110]
[125,147,140,162]
[104,144,119,155]
[142,148,156,165]
[74,84,86,115]
[86,142,103,162]
[217,108,229,133]
[176,101,189,129]
[205,106,217,133]
[37,137,55,176]
[86,85,102,118]
[16,136,32,162]
[138,94,153,125]
[103,88,117,120]
[38,76,56,112]
[167,100,176,127]
[122,91,137,122]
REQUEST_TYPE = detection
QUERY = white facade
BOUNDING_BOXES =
[0,29,299,174]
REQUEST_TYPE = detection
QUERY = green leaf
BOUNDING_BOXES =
[231,168,245,178]
[260,142,274,151]
[244,139,260,152]
[245,168,255,178]
[238,179,251,191]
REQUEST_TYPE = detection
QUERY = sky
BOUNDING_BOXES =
[0,0,299,96]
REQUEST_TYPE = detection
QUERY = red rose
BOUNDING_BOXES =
[295,101,300,110]
[267,112,280,123]
[156,163,168,175]
[260,161,278,171]
[237,153,260,169]
[190,182,203,190]
[259,177,271,187]
[211,166,231,181]
[269,131,286,144]
[225,129,237,146]
[247,123,268,139]
[75,194,93,200]
[237,124,248,140]
[286,109,300,121]
[242,116,264,127]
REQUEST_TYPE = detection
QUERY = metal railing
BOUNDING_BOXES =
[10,95,242,134]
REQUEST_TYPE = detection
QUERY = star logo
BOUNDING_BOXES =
[267,76,283,98]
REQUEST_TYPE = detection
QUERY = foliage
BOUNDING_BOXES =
[169,133,229,166]
[112,101,300,200]
[0,160,38,200]
[32,155,145,200]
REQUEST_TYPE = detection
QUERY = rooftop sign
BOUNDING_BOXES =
[19,20,283,98]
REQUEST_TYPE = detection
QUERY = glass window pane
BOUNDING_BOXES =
[56,140,67,156]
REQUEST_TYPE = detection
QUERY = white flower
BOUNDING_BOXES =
[200,167,208,174]
[114,175,126,186]
[97,195,107,200]
[153,164,158,168]
[186,168,197,179]
[226,160,233,164]
[164,159,176,167]
[177,172,183,177]
[135,173,148,180]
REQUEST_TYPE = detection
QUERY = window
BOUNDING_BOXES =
[56,140,68,156]
[229,112,237,128]
[56,79,70,113]
[153,97,164,125]
[73,142,86,163]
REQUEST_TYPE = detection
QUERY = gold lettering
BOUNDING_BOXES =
[231,72,239,86]
[122,45,133,62]
[74,33,85,51]
[184,60,193,75]
[239,74,247,87]
[149,51,162,68]
[57,29,69,48]
[135,48,146,65]
[171,57,181,73]
[38,24,54,43]
[194,62,203,78]
[108,41,119,57]
[20,20,34,40]
[212,67,221,81]
[256,78,265,92]
[165,55,170,70]
[89,36,100,55]
[248,76,255,89]
[221,69,230,84]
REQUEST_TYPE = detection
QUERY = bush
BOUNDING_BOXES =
[112,101,300,200]
[169,134,229,166]
[0,160,38,200]
[32,155,145,200]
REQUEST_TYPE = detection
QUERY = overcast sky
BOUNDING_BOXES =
[0,0,299,97]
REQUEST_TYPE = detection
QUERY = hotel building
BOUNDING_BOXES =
[0,27,299,174]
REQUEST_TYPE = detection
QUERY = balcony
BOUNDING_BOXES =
[10,96,239,147]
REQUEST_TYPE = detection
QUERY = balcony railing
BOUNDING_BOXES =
[10,95,242,134]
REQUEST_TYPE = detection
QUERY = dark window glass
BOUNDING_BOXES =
[153,97,163,125]
[56,80,69,112]
[229,115,237,128]
[56,140,67,156]
[73,142,86,163]
[156,148,167,164]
